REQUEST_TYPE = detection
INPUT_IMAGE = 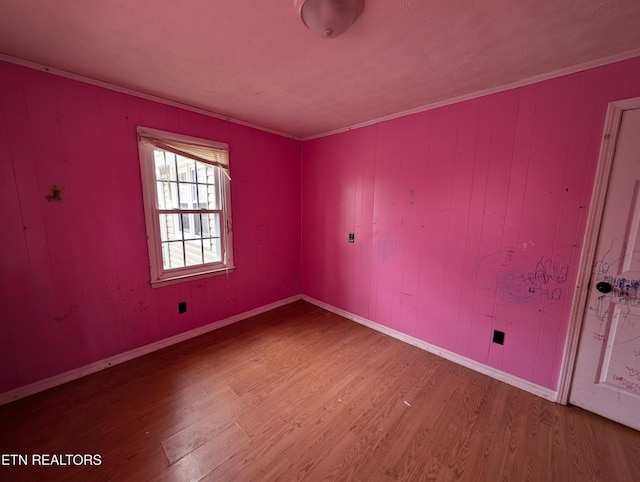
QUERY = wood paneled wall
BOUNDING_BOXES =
[3,56,640,397]
[301,56,640,390]
[0,62,301,393]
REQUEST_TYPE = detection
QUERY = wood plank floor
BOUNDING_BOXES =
[1,300,639,481]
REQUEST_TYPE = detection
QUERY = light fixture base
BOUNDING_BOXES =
[294,0,364,39]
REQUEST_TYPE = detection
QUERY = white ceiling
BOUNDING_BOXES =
[1,0,639,139]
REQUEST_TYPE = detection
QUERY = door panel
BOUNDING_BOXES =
[569,106,640,431]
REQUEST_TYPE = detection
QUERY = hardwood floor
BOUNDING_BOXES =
[1,300,638,481]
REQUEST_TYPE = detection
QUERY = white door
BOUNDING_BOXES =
[569,102,640,431]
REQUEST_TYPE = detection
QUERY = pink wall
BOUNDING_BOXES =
[0,61,301,393]
[3,56,640,396]
[301,56,640,390]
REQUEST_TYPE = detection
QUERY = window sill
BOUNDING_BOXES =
[150,266,235,288]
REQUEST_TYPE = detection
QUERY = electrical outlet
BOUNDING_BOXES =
[492,330,505,345]
[348,232,355,243]
[178,301,187,314]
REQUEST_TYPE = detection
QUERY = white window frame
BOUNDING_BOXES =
[137,126,234,287]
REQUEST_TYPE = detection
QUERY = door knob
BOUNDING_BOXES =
[596,281,612,293]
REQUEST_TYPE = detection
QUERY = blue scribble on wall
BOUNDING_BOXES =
[474,251,569,305]
[496,256,568,304]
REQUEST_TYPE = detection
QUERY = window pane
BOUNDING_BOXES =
[159,214,182,241]
[196,161,214,183]
[208,213,221,238]
[156,182,166,209]
[204,238,222,263]
[154,150,177,181]
[184,240,203,266]
[162,241,184,270]
[156,181,179,209]
[202,213,220,237]
[182,214,197,239]
[198,184,219,209]
[176,155,196,182]
[170,182,180,209]
[179,183,197,208]
[201,213,215,237]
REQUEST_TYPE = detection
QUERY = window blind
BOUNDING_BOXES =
[139,134,230,180]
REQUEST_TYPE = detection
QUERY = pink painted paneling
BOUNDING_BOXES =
[4,55,640,396]
[0,61,301,392]
[301,56,640,390]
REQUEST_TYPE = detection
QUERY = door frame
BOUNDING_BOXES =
[557,96,640,404]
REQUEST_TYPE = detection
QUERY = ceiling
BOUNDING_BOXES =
[1,0,639,139]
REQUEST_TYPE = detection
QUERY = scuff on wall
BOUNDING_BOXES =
[45,183,64,201]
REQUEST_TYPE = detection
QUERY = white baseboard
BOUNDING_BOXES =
[1,294,558,405]
[0,295,302,406]
[302,295,558,402]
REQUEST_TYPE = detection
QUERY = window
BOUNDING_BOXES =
[137,127,234,286]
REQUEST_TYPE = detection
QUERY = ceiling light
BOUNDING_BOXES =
[295,0,364,39]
